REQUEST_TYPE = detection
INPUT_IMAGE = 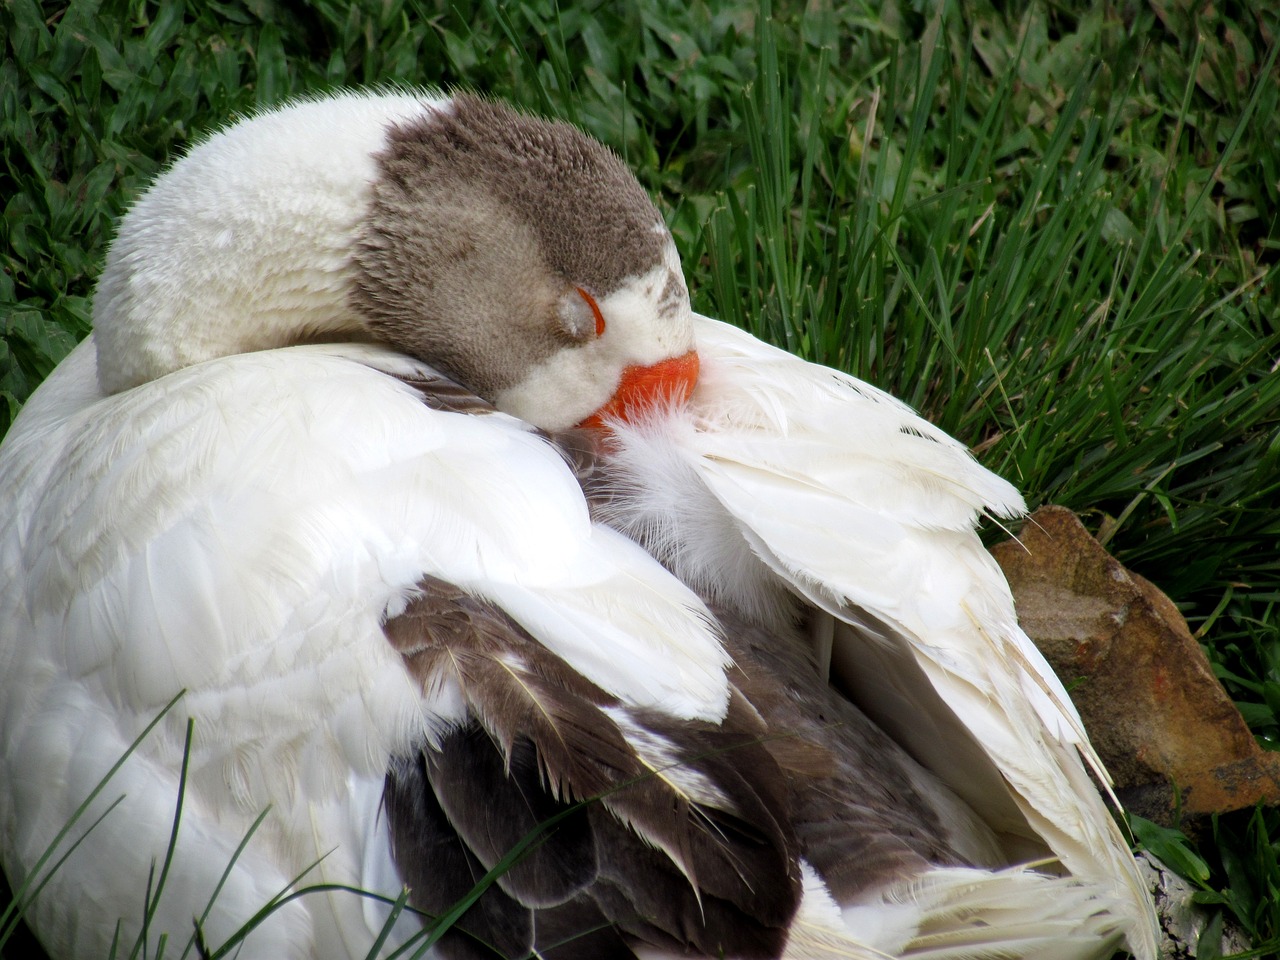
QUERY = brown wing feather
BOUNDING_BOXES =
[393,369,502,417]
[383,752,534,960]
[377,389,984,954]
[426,730,597,907]
[596,695,800,926]
[717,604,1001,900]
[382,576,802,958]
[545,421,999,902]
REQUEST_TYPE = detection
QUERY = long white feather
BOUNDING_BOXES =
[603,315,1157,960]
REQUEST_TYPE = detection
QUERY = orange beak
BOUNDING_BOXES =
[577,350,700,430]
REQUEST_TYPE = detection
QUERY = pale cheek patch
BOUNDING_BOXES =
[494,260,696,430]
[600,258,694,361]
[493,352,617,431]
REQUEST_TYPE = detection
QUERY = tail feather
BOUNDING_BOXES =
[783,865,1130,960]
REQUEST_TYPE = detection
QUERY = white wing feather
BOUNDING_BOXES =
[0,337,729,959]
[615,315,1157,959]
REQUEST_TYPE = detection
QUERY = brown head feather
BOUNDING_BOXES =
[352,94,669,402]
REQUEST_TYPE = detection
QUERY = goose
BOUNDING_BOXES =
[0,90,1158,960]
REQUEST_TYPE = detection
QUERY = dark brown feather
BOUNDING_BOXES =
[560,425,1002,903]
[384,752,533,960]
[382,577,803,958]
[426,729,596,906]
[583,803,796,958]
[525,897,635,960]
[716,604,994,900]
[392,369,500,417]
[594,695,799,926]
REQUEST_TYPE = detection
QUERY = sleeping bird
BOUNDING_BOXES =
[0,90,1158,960]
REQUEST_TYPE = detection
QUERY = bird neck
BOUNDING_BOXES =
[90,92,436,393]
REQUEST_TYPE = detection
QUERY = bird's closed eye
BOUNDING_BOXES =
[556,286,606,342]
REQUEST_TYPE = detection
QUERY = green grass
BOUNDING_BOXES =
[2,0,1278,956]
[0,696,527,960]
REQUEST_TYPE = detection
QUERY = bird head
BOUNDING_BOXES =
[351,94,699,431]
[92,92,698,431]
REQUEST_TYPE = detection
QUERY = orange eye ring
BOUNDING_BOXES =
[575,286,606,338]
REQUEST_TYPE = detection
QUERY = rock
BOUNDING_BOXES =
[989,505,1280,825]
[1137,852,1251,958]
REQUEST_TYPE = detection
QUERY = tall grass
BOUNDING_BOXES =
[3,0,1278,955]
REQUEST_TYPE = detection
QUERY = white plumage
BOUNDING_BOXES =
[0,90,1156,960]
[606,317,1155,948]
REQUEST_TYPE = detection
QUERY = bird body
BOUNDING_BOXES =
[0,90,1157,960]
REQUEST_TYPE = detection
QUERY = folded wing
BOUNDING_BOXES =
[0,338,755,958]
[597,315,1157,960]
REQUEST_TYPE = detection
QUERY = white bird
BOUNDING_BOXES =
[0,90,1157,960]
